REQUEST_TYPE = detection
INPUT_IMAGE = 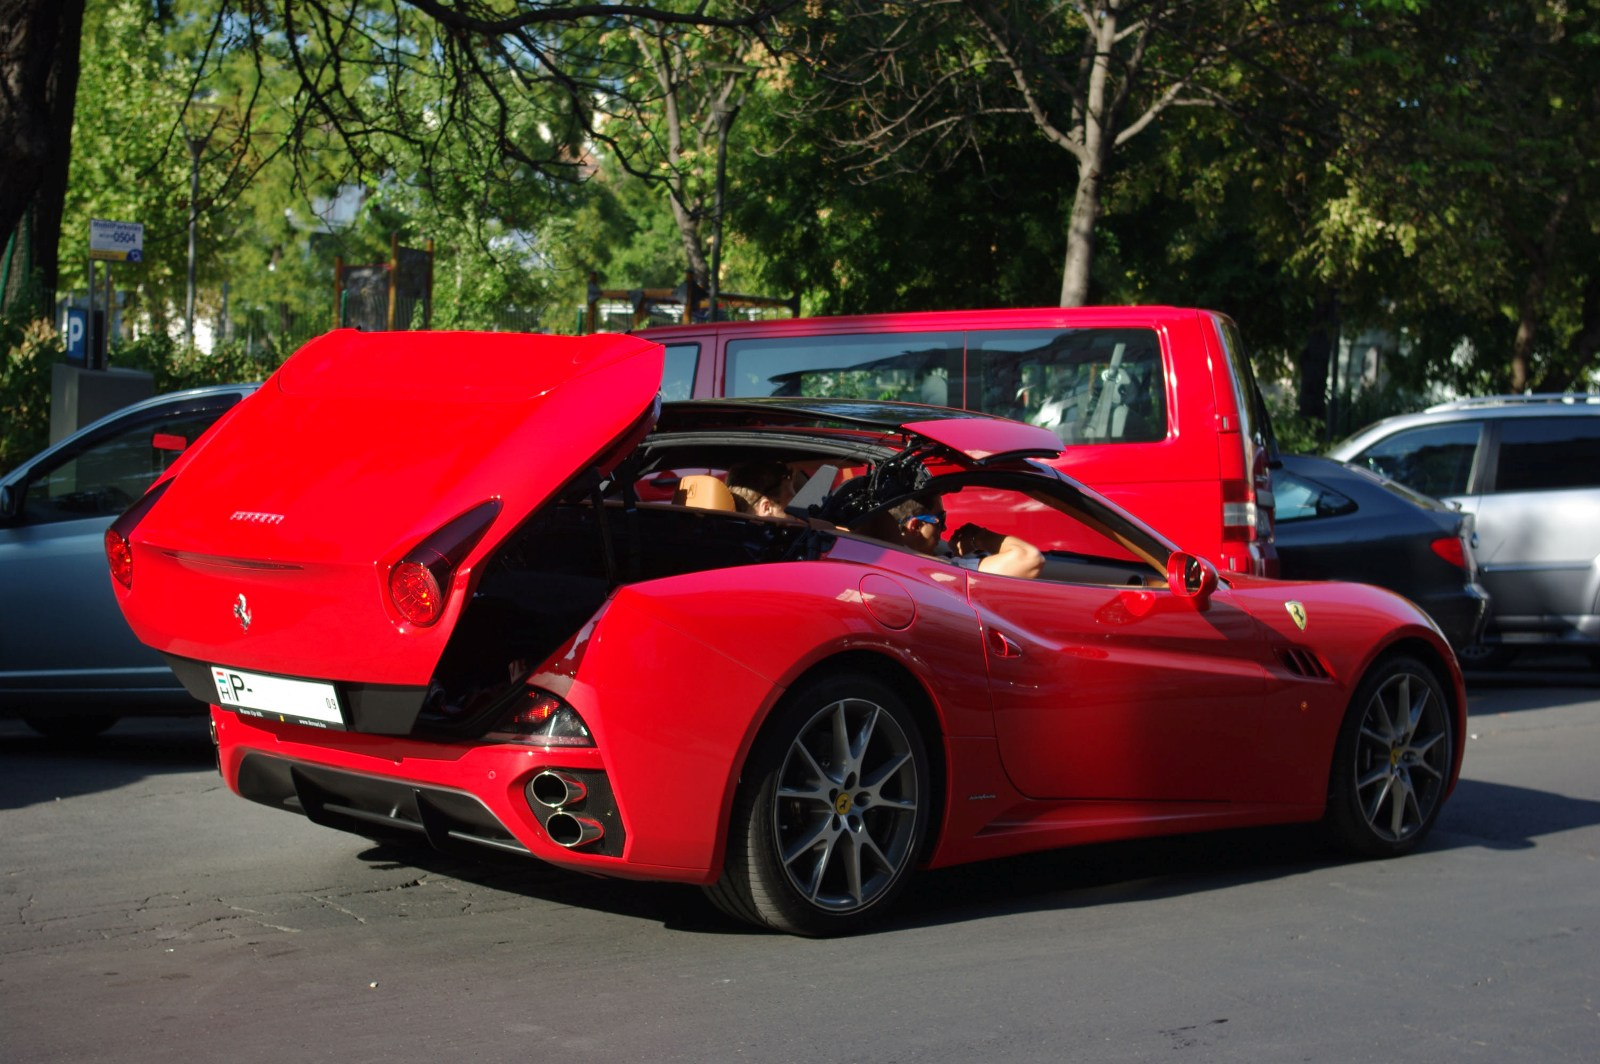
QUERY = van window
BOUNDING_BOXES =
[972,328,1165,444]
[1493,417,1600,492]
[661,343,699,401]
[725,332,964,405]
[1356,421,1482,497]
[1214,317,1269,447]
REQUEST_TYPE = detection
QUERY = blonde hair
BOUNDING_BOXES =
[727,484,768,513]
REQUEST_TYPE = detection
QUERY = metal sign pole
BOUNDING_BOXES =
[102,261,113,366]
[85,256,96,371]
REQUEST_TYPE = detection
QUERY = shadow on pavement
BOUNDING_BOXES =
[343,765,1600,938]
[1464,648,1599,695]
[0,717,213,809]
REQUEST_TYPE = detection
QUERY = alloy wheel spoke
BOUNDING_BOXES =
[792,831,839,901]
[785,740,836,794]
[1363,775,1396,824]
[859,749,912,795]
[1356,763,1393,791]
[841,831,866,906]
[1410,759,1444,783]
[828,703,857,777]
[781,817,835,867]
[1389,777,1416,837]
[1409,730,1445,758]
[1359,724,1390,746]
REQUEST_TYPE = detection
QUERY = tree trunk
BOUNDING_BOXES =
[1574,261,1600,380]
[1510,184,1573,393]
[0,0,86,316]
[1059,157,1101,307]
[1297,291,1338,433]
[1510,278,1541,394]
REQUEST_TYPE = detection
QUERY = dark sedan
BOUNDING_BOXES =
[0,383,257,736]
[1272,453,1489,651]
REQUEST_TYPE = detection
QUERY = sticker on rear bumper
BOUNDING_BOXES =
[212,666,345,729]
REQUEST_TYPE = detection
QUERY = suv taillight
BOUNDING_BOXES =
[386,499,502,627]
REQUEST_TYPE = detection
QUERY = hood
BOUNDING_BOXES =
[117,329,663,684]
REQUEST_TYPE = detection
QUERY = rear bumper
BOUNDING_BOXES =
[1413,584,1491,651]
[210,706,715,884]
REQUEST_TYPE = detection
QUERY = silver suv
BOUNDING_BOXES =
[1329,395,1600,667]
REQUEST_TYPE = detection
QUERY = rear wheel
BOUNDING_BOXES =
[1325,655,1453,857]
[706,672,929,936]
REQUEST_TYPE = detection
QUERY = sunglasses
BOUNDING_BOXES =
[907,512,946,529]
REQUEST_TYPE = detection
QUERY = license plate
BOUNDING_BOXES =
[211,666,345,729]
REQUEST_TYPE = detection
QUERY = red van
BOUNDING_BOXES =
[640,307,1278,575]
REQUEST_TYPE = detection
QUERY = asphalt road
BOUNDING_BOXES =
[3,656,1597,1063]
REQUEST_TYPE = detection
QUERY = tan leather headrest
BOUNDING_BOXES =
[671,475,738,511]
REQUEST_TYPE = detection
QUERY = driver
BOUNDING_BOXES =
[726,459,798,518]
[868,494,1043,579]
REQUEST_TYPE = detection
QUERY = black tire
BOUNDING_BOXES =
[705,672,930,936]
[23,713,119,739]
[1325,655,1453,858]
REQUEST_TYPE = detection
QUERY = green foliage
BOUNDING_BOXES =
[1263,401,1325,457]
[110,331,287,392]
[0,316,60,475]
[33,0,1600,457]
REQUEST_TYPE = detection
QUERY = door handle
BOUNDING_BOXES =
[987,629,1022,658]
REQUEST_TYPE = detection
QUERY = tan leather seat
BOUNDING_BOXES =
[672,474,738,511]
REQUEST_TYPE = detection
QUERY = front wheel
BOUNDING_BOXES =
[1325,655,1454,858]
[706,672,930,936]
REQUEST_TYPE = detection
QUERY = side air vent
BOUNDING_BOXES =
[1278,647,1331,680]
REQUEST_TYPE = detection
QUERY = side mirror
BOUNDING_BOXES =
[0,482,16,522]
[1166,551,1218,604]
[152,432,189,453]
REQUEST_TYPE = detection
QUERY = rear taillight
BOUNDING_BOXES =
[390,561,445,625]
[105,529,134,588]
[1221,480,1259,543]
[386,499,502,627]
[488,689,594,747]
[1430,536,1468,569]
[104,480,174,590]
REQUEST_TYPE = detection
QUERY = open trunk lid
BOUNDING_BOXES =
[115,330,663,687]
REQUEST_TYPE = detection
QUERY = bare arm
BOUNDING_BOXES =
[951,524,1044,580]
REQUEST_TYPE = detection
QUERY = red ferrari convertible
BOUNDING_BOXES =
[109,330,1466,935]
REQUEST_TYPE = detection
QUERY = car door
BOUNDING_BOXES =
[0,393,245,703]
[970,572,1279,802]
[1471,416,1600,624]
[942,482,1279,804]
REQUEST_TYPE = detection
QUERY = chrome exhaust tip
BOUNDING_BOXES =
[545,811,604,848]
[529,770,588,809]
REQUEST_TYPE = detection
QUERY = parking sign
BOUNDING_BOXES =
[89,219,144,263]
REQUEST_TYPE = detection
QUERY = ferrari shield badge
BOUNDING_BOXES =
[1285,600,1308,631]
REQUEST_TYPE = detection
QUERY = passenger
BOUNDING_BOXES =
[868,494,1044,579]
[726,459,798,518]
